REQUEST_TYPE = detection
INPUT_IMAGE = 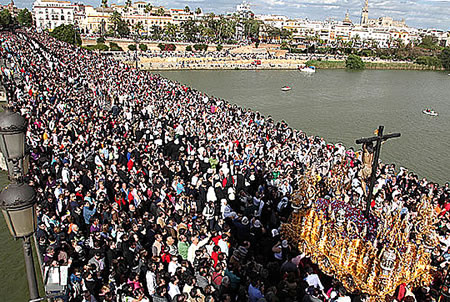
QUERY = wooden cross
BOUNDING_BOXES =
[355,125,401,216]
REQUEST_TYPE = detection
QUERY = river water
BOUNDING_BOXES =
[0,69,449,300]
[159,69,450,185]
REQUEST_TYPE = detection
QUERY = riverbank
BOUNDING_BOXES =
[123,57,444,71]
[304,60,445,70]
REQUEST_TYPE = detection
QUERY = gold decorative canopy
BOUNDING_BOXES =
[282,166,438,299]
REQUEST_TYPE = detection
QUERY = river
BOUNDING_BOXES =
[158,69,450,185]
[0,69,449,300]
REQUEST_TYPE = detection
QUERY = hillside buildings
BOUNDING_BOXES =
[30,0,449,49]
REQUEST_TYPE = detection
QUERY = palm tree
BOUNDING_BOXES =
[156,8,165,16]
[109,11,122,37]
[218,17,235,42]
[164,23,178,41]
[195,7,202,15]
[184,6,190,13]
[181,20,199,42]
[124,0,132,13]
[144,4,152,14]
[151,25,163,40]
[133,21,144,34]
[101,0,107,8]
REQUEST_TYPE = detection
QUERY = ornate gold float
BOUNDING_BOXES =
[282,166,438,299]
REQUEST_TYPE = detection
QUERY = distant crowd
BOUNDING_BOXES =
[1,27,449,302]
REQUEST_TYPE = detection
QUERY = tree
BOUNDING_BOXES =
[440,47,450,70]
[416,56,441,67]
[158,43,176,51]
[117,20,130,37]
[218,17,235,42]
[345,54,365,70]
[195,8,202,15]
[243,19,261,40]
[151,25,163,40]
[50,24,81,45]
[164,23,178,41]
[139,43,148,51]
[185,45,192,51]
[184,6,190,13]
[109,42,123,51]
[133,21,144,34]
[279,28,292,40]
[156,8,165,16]
[110,11,129,38]
[194,44,208,51]
[128,44,137,51]
[101,0,108,8]
[216,44,223,51]
[144,4,153,14]
[181,20,199,42]
[17,8,33,27]
[0,9,12,28]
[418,35,438,50]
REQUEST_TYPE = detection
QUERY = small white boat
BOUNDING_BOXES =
[281,86,292,91]
[299,66,316,73]
[423,109,438,116]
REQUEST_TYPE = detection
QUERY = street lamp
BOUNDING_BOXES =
[0,183,37,238]
[0,110,28,180]
[133,33,141,70]
[0,109,40,301]
[73,21,79,45]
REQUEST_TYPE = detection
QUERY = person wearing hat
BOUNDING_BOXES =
[233,216,251,243]
[168,255,181,276]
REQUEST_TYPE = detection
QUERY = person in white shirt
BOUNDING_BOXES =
[145,263,157,296]
[168,256,180,276]
[187,234,211,264]
[168,276,181,300]
[217,233,229,256]
[304,267,324,291]
[335,287,351,302]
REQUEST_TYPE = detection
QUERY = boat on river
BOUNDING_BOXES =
[281,86,292,91]
[299,66,316,73]
[423,109,438,116]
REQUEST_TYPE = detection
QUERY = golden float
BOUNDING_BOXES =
[282,164,438,299]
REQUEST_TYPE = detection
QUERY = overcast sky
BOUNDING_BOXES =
[5,0,450,30]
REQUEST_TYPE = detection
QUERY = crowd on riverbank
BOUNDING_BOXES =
[1,28,449,302]
[100,49,419,71]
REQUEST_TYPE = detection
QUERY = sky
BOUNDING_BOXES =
[4,0,450,30]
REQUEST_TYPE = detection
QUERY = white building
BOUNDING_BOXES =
[33,0,75,30]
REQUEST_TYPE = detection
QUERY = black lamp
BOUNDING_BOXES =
[0,110,28,180]
[0,182,37,238]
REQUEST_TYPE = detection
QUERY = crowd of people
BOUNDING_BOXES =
[0,27,449,302]
[103,49,348,64]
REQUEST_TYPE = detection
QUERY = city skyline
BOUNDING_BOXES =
[4,0,450,30]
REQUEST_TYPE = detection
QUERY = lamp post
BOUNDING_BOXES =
[0,109,40,301]
[73,21,79,46]
[133,33,141,70]
[0,109,28,180]
[0,183,39,300]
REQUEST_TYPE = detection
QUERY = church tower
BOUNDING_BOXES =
[343,10,352,26]
[360,0,369,26]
